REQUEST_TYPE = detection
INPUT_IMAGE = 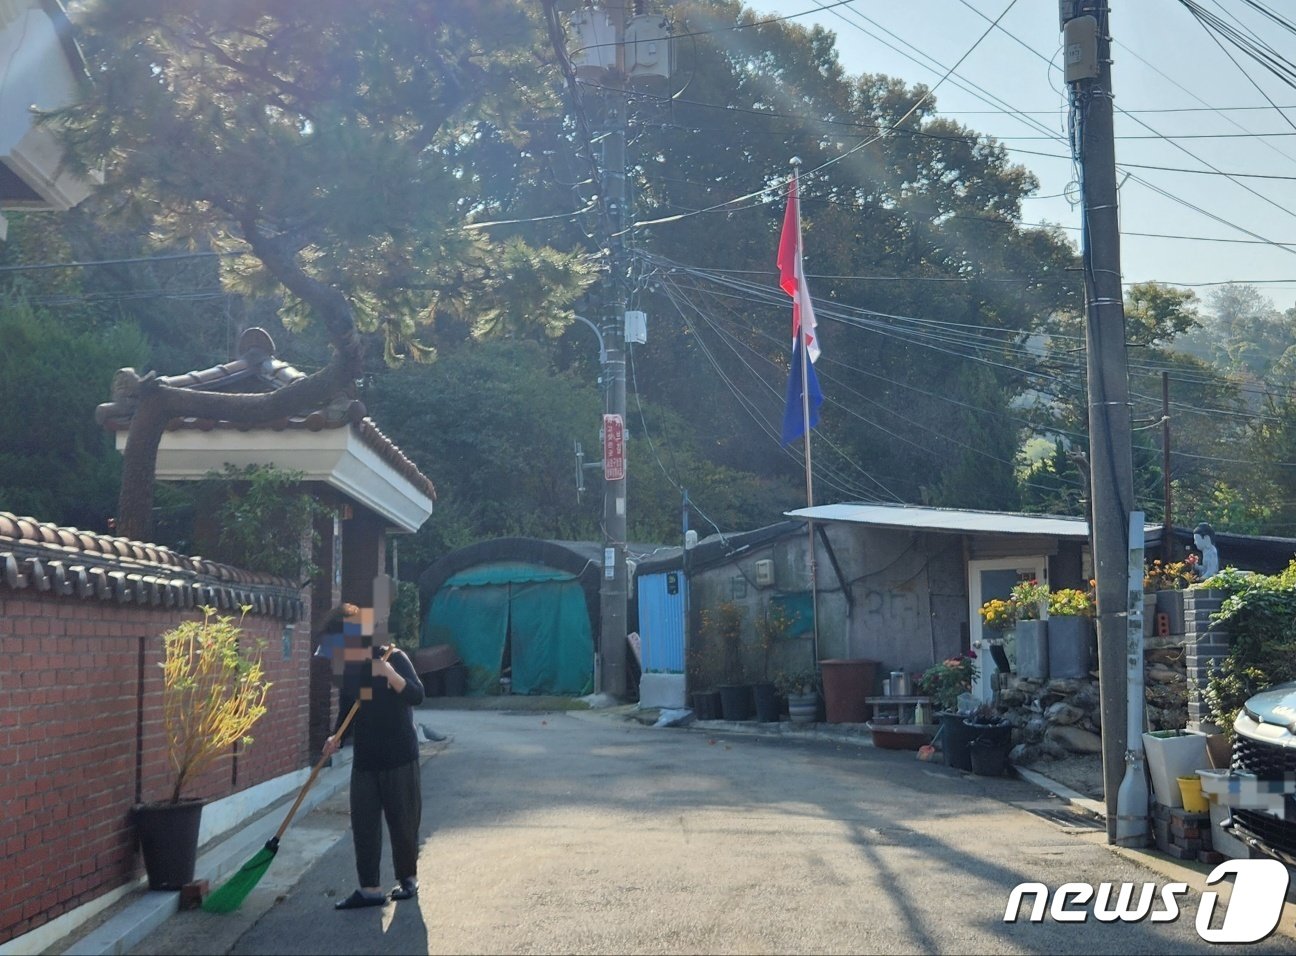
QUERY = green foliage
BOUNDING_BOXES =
[0,296,148,530]
[200,465,328,580]
[1124,282,1201,347]
[700,601,746,685]
[754,601,794,682]
[917,655,978,713]
[56,1,590,363]
[1200,563,1296,739]
[365,339,799,582]
[773,669,819,697]
[387,581,422,653]
[690,601,745,689]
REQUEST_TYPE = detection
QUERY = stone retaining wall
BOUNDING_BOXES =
[998,598,1200,761]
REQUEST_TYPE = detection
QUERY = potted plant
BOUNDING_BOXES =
[1046,586,1095,678]
[1009,579,1050,679]
[135,607,272,890]
[917,655,978,770]
[776,670,820,724]
[1144,556,1199,636]
[979,581,1048,678]
[752,603,789,722]
[686,610,726,720]
[964,704,1014,777]
[706,602,753,721]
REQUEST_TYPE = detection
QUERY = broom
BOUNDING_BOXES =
[203,646,394,913]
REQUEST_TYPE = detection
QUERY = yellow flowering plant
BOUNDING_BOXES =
[981,579,1052,630]
[1048,587,1095,617]
[979,598,1016,630]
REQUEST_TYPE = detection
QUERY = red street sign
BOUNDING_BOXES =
[603,414,625,481]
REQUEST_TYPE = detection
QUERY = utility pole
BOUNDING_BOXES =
[599,36,629,697]
[1064,0,1135,839]
[566,3,673,698]
[1162,371,1173,562]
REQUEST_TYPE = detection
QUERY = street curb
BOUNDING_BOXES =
[51,737,446,956]
[58,761,355,956]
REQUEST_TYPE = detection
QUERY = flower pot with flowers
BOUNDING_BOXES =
[134,607,271,890]
[1046,586,1096,678]
[776,670,821,724]
[1006,580,1050,678]
[1144,556,1199,636]
[917,654,980,770]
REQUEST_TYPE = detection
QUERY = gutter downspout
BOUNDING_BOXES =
[1115,511,1149,846]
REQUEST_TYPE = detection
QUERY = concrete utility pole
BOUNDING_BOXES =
[1064,0,1135,839]
[599,38,629,697]
[565,2,673,697]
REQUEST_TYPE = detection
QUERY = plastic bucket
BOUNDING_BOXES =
[1177,774,1209,813]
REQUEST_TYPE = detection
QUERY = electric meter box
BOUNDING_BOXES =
[754,559,775,588]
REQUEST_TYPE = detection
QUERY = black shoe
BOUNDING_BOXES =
[390,877,418,901]
[335,889,388,910]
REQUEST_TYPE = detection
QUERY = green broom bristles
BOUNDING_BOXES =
[202,839,280,913]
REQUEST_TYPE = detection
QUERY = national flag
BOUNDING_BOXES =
[781,333,823,444]
[777,173,820,363]
[778,170,823,444]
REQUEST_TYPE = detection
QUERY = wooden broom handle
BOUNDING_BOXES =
[272,645,397,843]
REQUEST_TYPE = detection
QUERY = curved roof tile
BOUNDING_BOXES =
[0,510,303,620]
[95,328,436,502]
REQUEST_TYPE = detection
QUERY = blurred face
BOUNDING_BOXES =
[331,634,376,697]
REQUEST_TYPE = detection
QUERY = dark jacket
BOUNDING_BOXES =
[335,646,425,772]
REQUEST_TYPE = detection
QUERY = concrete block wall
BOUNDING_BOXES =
[1183,589,1228,731]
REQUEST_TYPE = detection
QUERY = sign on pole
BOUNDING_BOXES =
[603,414,625,481]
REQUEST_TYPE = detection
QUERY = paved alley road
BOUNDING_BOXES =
[143,709,1294,955]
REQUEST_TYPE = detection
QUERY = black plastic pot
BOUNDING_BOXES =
[692,690,722,720]
[752,682,780,722]
[938,711,976,771]
[965,720,1013,777]
[134,799,204,890]
[719,684,754,721]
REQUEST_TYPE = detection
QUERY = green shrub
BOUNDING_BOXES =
[388,580,421,652]
[1202,563,1296,738]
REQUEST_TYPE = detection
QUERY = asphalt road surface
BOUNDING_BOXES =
[134,708,1296,955]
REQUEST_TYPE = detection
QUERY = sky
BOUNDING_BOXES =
[745,0,1296,309]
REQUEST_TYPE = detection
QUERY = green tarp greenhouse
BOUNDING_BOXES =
[420,542,600,696]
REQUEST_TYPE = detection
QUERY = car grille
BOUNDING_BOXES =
[1232,735,1296,778]
[1232,808,1296,859]
[1231,722,1296,862]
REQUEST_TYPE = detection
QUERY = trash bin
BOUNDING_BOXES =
[819,659,879,723]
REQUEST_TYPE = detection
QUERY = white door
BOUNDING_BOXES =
[968,556,1048,704]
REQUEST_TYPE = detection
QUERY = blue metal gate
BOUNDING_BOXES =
[636,571,686,672]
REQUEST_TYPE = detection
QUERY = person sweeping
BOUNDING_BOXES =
[203,606,423,913]
[325,615,425,910]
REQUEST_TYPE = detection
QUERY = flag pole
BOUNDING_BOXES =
[790,159,821,668]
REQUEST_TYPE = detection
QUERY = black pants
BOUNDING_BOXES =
[349,759,421,887]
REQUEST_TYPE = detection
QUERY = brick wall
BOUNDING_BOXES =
[0,590,313,944]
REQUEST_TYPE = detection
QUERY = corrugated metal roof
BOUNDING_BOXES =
[785,503,1096,538]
